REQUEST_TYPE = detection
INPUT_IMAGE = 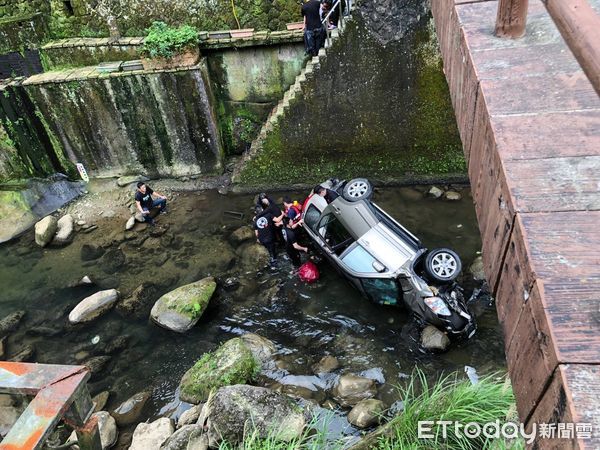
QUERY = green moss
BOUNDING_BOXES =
[180,338,260,403]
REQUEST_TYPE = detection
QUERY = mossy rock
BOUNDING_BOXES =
[150,277,216,333]
[179,337,260,404]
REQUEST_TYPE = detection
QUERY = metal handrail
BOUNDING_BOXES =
[495,0,600,96]
[321,0,344,48]
[0,362,101,450]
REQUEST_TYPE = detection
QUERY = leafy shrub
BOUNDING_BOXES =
[142,21,199,59]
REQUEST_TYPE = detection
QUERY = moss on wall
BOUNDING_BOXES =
[0,84,73,181]
[238,13,465,185]
[206,43,305,155]
[21,63,223,178]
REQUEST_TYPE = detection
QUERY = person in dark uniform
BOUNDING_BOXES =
[302,0,325,56]
[282,216,309,267]
[135,182,167,225]
[254,205,277,265]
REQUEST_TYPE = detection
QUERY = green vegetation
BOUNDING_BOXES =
[141,21,199,59]
[217,415,335,450]
[377,370,522,450]
[180,338,260,403]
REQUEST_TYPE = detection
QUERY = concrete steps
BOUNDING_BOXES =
[231,9,354,182]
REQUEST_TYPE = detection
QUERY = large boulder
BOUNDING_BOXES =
[51,214,74,246]
[238,243,270,269]
[179,337,260,404]
[129,417,174,450]
[198,385,306,448]
[68,411,117,450]
[333,374,377,407]
[68,289,119,324]
[229,226,255,246]
[347,399,385,428]
[421,325,450,352]
[150,277,216,333]
[111,391,150,426]
[34,216,58,247]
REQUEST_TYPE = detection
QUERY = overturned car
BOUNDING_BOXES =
[301,178,476,338]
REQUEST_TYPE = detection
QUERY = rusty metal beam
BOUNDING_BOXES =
[542,0,600,96]
[0,362,101,450]
[495,0,530,38]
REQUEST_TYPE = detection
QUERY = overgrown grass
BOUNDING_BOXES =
[216,414,340,450]
[213,370,522,450]
[377,370,523,450]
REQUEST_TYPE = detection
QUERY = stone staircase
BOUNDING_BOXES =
[232,12,351,182]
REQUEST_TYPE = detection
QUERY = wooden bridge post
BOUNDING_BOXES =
[495,0,529,38]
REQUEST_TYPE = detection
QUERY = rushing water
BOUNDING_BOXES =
[0,185,505,443]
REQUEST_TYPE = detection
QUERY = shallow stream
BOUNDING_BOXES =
[0,185,506,445]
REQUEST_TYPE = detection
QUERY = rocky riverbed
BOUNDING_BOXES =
[0,180,505,448]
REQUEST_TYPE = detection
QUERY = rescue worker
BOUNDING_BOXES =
[253,205,277,266]
[282,216,308,267]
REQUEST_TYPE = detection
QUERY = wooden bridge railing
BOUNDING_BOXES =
[495,0,600,96]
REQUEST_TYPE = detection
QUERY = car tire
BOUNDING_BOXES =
[424,248,462,283]
[342,178,373,202]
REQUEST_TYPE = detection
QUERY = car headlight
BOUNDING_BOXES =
[424,296,452,316]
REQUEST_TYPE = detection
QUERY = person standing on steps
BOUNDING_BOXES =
[135,182,167,226]
[302,0,325,57]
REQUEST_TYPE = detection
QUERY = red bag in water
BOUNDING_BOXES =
[298,261,319,283]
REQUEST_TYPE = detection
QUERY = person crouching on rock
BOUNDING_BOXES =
[135,182,167,226]
[254,205,277,266]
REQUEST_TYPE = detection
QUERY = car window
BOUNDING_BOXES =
[304,205,322,231]
[361,278,399,305]
[341,245,378,273]
[319,214,354,255]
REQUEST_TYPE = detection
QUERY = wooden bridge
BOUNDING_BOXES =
[431,0,600,447]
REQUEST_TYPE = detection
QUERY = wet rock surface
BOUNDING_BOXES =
[112,391,151,426]
[333,374,378,407]
[34,216,58,247]
[199,385,306,447]
[421,325,450,352]
[150,277,216,333]
[348,399,385,428]
[179,336,260,404]
[51,214,75,246]
[129,417,174,450]
[68,289,119,323]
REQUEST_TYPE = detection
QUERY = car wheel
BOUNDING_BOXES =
[425,248,462,283]
[342,178,373,202]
